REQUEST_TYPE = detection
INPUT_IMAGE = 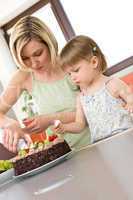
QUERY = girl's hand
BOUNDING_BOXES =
[22,115,50,133]
[3,122,32,153]
[53,122,66,134]
[123,102,133,113]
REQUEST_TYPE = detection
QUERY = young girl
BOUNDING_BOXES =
[55,35,133,143]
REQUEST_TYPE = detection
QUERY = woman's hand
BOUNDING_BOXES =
[3,121,32,153]
[22,115,50,133]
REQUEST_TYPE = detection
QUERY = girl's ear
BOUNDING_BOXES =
[91,56,98,69]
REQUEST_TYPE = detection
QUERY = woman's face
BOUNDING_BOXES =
[21,39,51,72]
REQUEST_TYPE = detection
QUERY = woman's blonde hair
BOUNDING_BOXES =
[10,15,58,69]
[60,35,107,72]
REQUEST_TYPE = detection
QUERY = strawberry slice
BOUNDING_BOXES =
[48,134,58,142]
[30,132,46,143]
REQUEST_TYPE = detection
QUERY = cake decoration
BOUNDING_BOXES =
[0,93,71,176]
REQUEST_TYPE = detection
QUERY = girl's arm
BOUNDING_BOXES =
[48,111,75,124]
[54,96,87,134]
[109,78,133,112]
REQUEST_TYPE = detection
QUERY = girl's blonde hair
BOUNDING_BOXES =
[10,15,58,69]
[60,35,107,72]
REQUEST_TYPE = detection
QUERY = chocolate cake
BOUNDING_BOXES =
[13,94,71,176]
[0,121,71,176]
[13,139,71,176]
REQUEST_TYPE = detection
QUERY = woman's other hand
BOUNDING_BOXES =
[22,115,50,133]
[3,122,31,153]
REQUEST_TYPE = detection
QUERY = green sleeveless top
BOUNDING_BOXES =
[31,74,90,149]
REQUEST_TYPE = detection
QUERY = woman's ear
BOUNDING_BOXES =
[91,56,98,69]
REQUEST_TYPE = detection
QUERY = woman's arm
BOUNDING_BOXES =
[0,70,32,152]
[0,71,23,125]
[21,111,76,133]
[22,95,86,134]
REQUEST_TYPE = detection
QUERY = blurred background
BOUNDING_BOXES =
[0,0,133,64]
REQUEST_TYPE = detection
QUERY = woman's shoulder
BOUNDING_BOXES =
[9,69,31,88]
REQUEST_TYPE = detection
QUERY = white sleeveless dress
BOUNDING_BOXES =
[80,82,133,143]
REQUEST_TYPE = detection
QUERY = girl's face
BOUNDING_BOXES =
[21,39,51,72]
[65,57,98,88]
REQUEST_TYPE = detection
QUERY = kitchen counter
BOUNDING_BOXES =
[0,128,133,200]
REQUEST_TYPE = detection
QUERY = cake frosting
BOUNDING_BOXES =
[0,90,71,176]
[0,129,71,176]
[13,138,71,176]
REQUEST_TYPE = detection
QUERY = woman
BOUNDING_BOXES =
[0,16,90,153]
